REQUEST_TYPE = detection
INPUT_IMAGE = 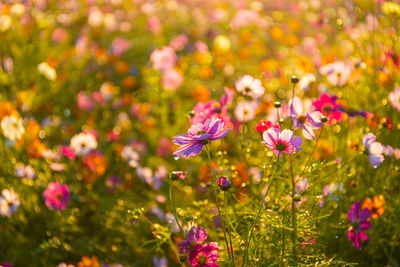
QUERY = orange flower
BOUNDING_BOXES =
[25,120,41,140]
[78,255,100,267]
[362,195,386,219]
[82,152,107,184]
[26,138,46,158]
[0,101,16,120]
[192,85,211,103]
[313,139,334,160]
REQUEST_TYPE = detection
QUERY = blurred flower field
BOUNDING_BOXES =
[1,0,400,266]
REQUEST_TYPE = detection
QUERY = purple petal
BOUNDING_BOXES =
[291,136,303,149]
[173,142,204,159]
[209,128,230,141]
[173,135,195,145]
[192,133,213,141]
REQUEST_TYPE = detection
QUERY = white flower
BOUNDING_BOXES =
[235,75,265,98]
[122,145,140,167]
[319,62,352,87]
[389,86,400,112]
[362,133,384,167]
[0,188,20,217]
[234,101,257,122]
[298,73,316,91]
[1,115,25,141]
[70,132,97,155]
[38,62,57,81]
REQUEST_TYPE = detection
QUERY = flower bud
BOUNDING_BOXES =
[170,171,187,181]
[274,101,282,108]
[179,255,188,262]
[216,176,231,191]
[291,75,299,84]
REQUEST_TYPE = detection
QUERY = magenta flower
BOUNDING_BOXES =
[170,171,187,181]
[189,242,220,267]
[347,201,372,249]
[262,128,302,156]
[178,226,208,254]
[289,97,322,139]
[216,176,231,191]
[190,87,234,125]
[173,118,230,159]
[312,93,342,125]
[43,182,70,210]
[178,226,220,266]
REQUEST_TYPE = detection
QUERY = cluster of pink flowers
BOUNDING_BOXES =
[178,226,220,267]
[190,87,234,125]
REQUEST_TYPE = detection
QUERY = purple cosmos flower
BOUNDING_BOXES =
[289,97,322,139]
[43,182,70,210]
[173,118,230,159]
[262,128,302,156]
[178,226,208,254]
[362,133,384,167]
[347,201,372,249]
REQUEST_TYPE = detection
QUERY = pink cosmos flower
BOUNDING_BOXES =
[195,41,209,53]
[43,182,70,210]
[189,243,220,267]
[262,128,302,156]
[61,146,76,160]
[169,34,188,51]
[77,91,94,111]
[147,17,162,34]
[362,133,384,167]
[389,86,400,112]
[190,87,234,125]
[178,226,220,267]
[111,37,130,56]
[150,46,176,72]
[172,118,230,159]
[255,120,280,134]
[312,93,342,124]
[235,75,265,99]
[347,201,372,250]
[162,68,183,91]
[230,9,267,29]
[290,97,322,139]
[234,101,257,122]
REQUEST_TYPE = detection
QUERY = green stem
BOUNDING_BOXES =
[300,125,324,177]
[289,154,297,267]
[205,145,235,266]
[169,180,186,237]
[242,156,280,267]
[225,191,235,261]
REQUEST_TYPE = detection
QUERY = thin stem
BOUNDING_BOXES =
[169,180,186,237]
[300,125,324,177]
[205,145,235,266]
[289,154,297,266]
[292,83,296,100]
[242,156,280,267]
[225,191,235,261]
